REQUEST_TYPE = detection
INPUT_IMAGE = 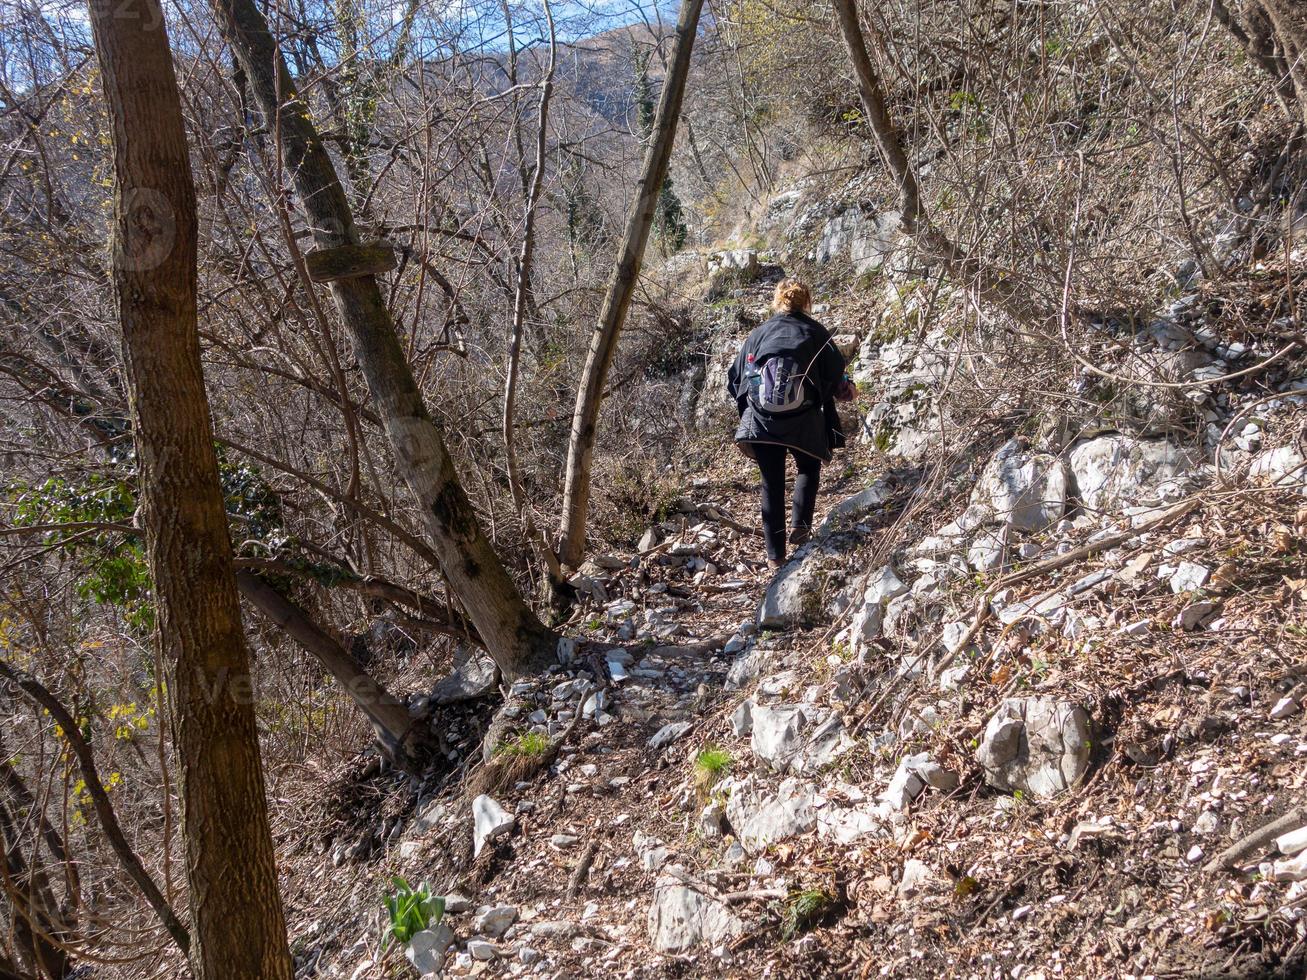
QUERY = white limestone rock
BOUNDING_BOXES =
[647,869,746,953]
[975,698,1091,798]
[970,439,1068,532]
[1068,434,1199,513]
[724,775,816,853]
[472,795,515,857]
[404,924,454,977]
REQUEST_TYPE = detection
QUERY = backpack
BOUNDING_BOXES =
[746,352,811,414]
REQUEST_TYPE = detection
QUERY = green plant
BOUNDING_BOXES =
[494,731,551,759]
[781,887,834,939]
[693,745,731,802]
[948,90,982,112]
[871,426,893,454]
[382,877,444,947]
[695,745,731,779]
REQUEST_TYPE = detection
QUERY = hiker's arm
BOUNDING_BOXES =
[825,390,846,449]
[818,339,847,400]
[820,341,847,449]
[727,346,748,417]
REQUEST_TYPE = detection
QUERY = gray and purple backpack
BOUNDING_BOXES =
[746,353,810,414]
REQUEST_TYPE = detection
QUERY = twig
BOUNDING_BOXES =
[566,840,599,899]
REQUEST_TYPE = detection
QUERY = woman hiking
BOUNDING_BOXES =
[727,280,853,569]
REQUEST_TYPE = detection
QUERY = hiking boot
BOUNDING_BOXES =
[767,557,785,570]
[789,526,811,547]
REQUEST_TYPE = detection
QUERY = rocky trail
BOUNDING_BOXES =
[284,258,1307,980]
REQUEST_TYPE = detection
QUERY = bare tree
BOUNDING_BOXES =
[503,0,569,595]
[235,572,420,762]
[557,0,706,569]
[831,0,1042,331]
[87,0,294,974]
[211,0,559,677]
[0,660,190,958]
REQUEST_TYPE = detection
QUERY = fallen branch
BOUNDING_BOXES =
[1204,805,1307,873]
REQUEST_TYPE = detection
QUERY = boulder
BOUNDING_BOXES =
[694,333,744,429]
[724,642,776,691]
[793,714,853,772]
[649,721,693,749]
[757,545,844,627]
[968,527,1008,573]
[1116,348,1215,426]
[473,905,517,939]
[730,699,753,738]
[864,565,910,605]
[1068,435,1199,513]
[996,588,1068,630]
[970,439,1067,532]
[818,480,893,533]
[431,645,499,705]
[406,799,448,838]
[817,803,886,845]
[724,775,816,853]
[708,248,760,278]
[976,698,1091,798]
[750,704,811,769]
[842,600,883,649]
[1249,446,1307,493]
[881,753,958,812]
[884,592,938,644]
[647,869,746,953]
[811,205,902,274]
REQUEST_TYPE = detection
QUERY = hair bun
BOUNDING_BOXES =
[771,280,812,314]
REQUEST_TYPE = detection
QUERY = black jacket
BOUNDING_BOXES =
[727,310,847,463]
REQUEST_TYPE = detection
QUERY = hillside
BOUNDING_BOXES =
[2,0,1307,978]
[284,233,1307,976]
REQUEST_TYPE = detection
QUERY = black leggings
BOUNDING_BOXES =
[752,443,822,561]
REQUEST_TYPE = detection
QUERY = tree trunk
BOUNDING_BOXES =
[0,797,70,980]
[831,0,1042,329]
[1249,0,1307,125]
[211,0,557,679]
[1210,0,1300,112]
[235,572,420,762]
[556,0,705,569]
[503,0,572,603]
[86,0,294,976]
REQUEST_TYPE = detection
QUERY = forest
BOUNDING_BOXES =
[1,0,1307,976]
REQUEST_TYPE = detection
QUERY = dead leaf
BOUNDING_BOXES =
[1210,562,1239,590]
